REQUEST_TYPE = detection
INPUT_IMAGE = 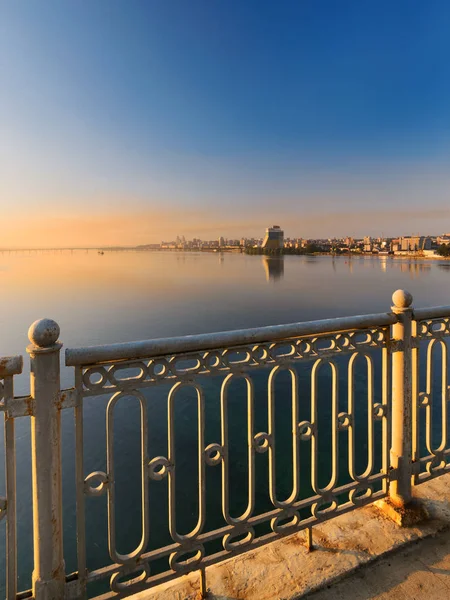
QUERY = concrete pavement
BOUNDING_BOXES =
[305,526,450,599]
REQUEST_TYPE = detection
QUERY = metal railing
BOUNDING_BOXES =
[1,289,450,599]
[0,356,23,600]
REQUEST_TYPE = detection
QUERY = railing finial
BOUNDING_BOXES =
[28,318,60,349]
[392,289,413,311]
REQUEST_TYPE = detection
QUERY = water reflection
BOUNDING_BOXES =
[399,261,431,277]
[262,256,284,281]
[1,252,450,394]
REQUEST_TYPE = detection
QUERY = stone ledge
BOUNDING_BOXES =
[130,474,450,600]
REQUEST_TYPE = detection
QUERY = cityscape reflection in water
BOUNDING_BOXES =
[262,255,284,281]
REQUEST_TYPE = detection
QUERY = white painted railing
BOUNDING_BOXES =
[1,290,450,599]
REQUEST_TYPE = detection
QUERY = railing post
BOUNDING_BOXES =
[376,290,427,526]
[390,289,413,506]
[27,319,65,600]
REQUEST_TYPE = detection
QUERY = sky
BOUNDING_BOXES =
[1,0,450,247]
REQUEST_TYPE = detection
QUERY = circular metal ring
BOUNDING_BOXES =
[82,367,108,390]
[148,456,172,481]
[253,432,271,453]
[298,421,314,440]
[148,359,169,379]
[338,412,351,430]
[204,443,223,466]
[373,403,386,419]
[84,471,109,497]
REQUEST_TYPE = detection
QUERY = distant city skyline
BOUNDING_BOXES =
[2,1,450,247]
[2,229,450,252]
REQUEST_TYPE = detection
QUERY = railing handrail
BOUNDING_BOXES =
[65,311,398,366]
[413,305,450,320]
[0,356,23,377]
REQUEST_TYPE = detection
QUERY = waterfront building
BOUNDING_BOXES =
[437,234,450,245]
[400,236,432,252]
[363,236,372,253]
[262,225,284,250]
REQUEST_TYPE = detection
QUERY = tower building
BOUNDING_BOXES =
[262,225,284,250]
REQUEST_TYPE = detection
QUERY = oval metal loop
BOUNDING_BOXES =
[204,443,223,466]
[312,336,337,354]
[352,331,372,346]
[429,319,446,334]
[82,366,108,390]
[84,471,109,497]
[169,545,204,573]
[223,527,255,552]
[222,348,252,367]
[312,498,338,519]
[170,355,203,377]
[110,563,151,593]
[108,362,147,386]
[268,342,296,360]
[349,485,373,507]
[253,432,271,453]
[168,381,206,543]
[148,456,172,481]
[106,390,149,565]
[271,511,300,534]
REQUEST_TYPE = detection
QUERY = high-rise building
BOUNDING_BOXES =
[218,236,225,247]
[262,225,284,250]
[400,236,432,252]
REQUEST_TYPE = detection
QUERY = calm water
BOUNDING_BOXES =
[1,251,450,595]
[1,250,449,393]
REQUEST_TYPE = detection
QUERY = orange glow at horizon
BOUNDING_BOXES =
[2,205,450,249]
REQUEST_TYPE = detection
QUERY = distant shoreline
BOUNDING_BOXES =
[1,247,450,260]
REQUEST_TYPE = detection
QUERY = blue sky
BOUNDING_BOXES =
[1,0,450,245]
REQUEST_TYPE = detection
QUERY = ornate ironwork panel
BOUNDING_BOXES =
[71,327,391,597]
[413,317,450,483]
